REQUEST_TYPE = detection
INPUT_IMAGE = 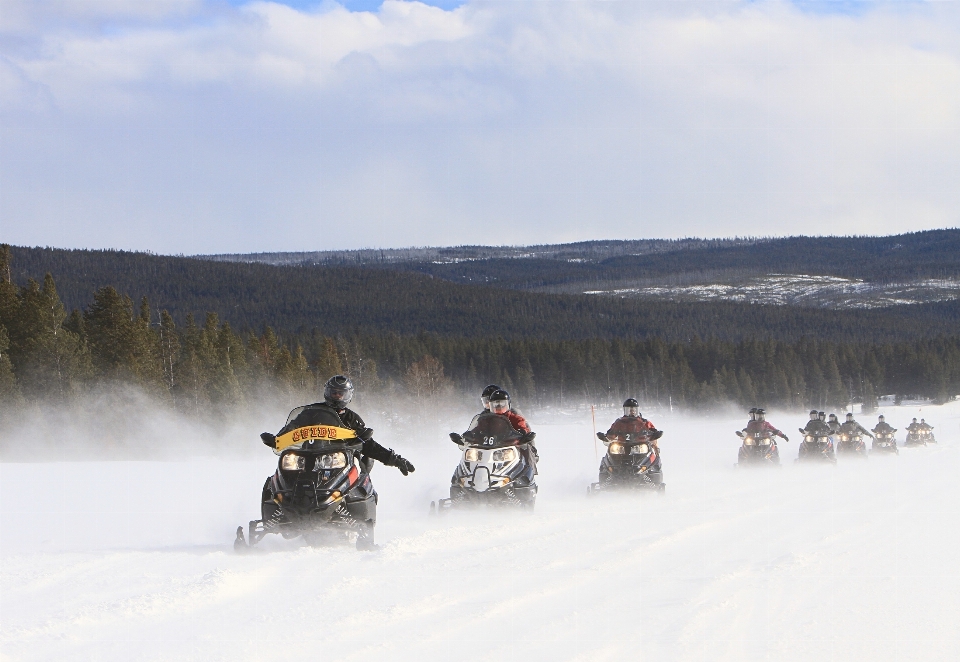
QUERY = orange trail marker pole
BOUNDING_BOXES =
[591,404,599,461]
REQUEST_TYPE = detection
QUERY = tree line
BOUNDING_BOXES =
[8,244,960,347]
[2,248,956,415]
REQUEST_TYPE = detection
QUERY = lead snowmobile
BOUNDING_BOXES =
[735,429,781,466]
[589,430,665,493]
[797,428,837,464]
[235,405,378,551]
[432,411,537,513]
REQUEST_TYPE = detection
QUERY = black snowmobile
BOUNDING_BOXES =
[589,430,665,493]
[836,431,868,458]
[871,430,899,454]
[905,428,935,446]
[235,406,378,551]
[796,428,837,464]
[735,430,781,466]
[431,411,537,513]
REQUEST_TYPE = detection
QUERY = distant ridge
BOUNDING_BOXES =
[196,237,766,266]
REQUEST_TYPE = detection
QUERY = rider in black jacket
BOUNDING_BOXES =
[269,375,415,475]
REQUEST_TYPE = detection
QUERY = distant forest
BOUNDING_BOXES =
[204,229,960,290]
[2,245,957,414]
[7,243,960,346]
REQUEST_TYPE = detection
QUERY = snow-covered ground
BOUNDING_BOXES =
[585,274,960,309]
[2,402,959,661]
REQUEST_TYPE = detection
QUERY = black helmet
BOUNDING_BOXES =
[756,408,766,421]
[845,413,854,421]
[809,410,819,419]
[828,413,838,421]
[748,407,758,420]
[489,389,511,414]
[818,411,826,420]
[323,375,354,409]
[481,384,501,408]
[912,418,917,422]
[878,415,885,422]
[624,398,640,417]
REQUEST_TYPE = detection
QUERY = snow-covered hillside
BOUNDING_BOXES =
[585,275,960,309]
[2,403,958,661]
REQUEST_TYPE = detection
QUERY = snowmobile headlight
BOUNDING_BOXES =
[805,435,813,442]
[759,437,771,446]
[608,442,626,455]
[316,452,347,470]
[464,448,482,462]
[744,437,756,446]
[280,453,306,471]
[492,447,518,462]
[631,443,649,455]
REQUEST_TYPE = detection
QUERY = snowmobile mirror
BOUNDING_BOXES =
[650,430,663,440]
[596,432,607,441]
[449,433,463,444]
[736,431,744,438]
[260,432,276,448]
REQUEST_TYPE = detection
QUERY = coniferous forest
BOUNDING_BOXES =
[2,243,958,417]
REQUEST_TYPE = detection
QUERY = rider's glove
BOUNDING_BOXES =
[781,434,790,442]
[389,452,415,476]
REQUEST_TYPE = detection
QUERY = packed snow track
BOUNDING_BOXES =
[2,407,958,661]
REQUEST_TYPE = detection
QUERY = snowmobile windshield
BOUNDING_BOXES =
[285,404,344,428]
[465,412,522,447]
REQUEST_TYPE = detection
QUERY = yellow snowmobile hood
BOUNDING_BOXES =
[273,425,357,454]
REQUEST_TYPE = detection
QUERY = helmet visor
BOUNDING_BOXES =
[490,399,510,414]
[624,406,640,417]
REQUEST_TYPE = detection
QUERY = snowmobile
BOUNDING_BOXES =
[796,428,837,464]
[735,430,780,466]
[904,429,930,447]
[871,431,899,455]
[431,411,537,513]
[588,430,665,493]
[836,431,868,458]
[235,405,378,551]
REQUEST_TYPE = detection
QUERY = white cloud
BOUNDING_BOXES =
[1,0,959,253]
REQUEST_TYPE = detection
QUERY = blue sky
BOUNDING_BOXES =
[1,0,958,253]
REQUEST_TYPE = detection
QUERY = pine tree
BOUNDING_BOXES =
[17,274,90,397]
[0,325,20,404]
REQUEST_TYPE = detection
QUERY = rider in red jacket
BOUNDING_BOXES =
[744,408,789,441]
[489,390,531,433]
[488,389,536,471]
[606,399,659,447]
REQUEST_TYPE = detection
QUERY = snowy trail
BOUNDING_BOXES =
[2,407,959,661]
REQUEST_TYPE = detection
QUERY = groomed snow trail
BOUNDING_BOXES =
[2,406,959,661]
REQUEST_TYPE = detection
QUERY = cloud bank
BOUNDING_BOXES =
[1,1,958,253]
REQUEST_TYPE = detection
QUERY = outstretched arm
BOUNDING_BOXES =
[361,435,415,475]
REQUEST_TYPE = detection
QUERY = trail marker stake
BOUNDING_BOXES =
[591,404,599,461]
